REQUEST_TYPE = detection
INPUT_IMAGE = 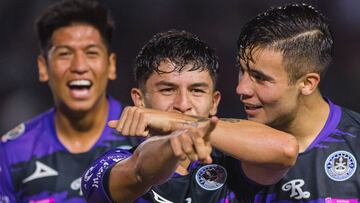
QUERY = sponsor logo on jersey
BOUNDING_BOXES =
[117,145,133,150]
[151,190,173,203]
[29,197,55,203]
[324,150,357,181]
[325,197,358,203]
[1,123,25,143]
[195,164,227,191]
[71,177,83,196]
[22,161,59,183]
[0,195,10,203]
[281,179,310,200]
[150,190,192,203]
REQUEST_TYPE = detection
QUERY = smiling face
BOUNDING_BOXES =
[236,48,303,129]
[37,24,116,112]
[131,60,221,118]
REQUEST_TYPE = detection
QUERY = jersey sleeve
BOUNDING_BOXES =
[81,148,132,203]
[0,144,16,203]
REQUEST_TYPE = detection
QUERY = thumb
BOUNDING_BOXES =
[203,116,218,140]
[108,120,118,128]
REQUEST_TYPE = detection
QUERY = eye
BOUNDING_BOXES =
[250,71,267,82]
[159,88,176,96]
[86,50,100,58]
[191,88,206,96]
[56,51,72,58]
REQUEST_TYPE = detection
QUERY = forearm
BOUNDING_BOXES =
[109,135,181,202]
[210,119,298,168]
[132,136,181,185]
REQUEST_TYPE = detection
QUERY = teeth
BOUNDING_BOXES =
[69,80,91,87]
[246,104,261,109]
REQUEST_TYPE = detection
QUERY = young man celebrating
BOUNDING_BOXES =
[0,0,139,202]
[81,30,298,202]
[235,3,360,201]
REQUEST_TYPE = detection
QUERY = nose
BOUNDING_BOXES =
[236,72,254,100]
[70,52,89,74]
[173,90,192,114]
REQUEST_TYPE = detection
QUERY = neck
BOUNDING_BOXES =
[282,91,330,152]
[55,96,109,153]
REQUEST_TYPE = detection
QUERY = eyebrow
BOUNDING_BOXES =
[249,67,275,81]
[50,44,104,52]
[154,81,210,88]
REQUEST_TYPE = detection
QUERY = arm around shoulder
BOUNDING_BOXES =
[209,118,299,185]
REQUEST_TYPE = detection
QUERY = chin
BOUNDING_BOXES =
[60,100,95,113]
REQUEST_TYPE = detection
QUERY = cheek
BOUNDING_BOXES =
[193,97,214,116]
[256,86,282,106]
[146,95,175,111]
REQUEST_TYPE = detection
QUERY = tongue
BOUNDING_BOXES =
[70,88,90,99]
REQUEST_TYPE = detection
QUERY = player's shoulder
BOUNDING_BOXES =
[1,109,54,145]
[340,106,360,125]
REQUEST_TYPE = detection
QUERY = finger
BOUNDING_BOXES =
[170,133,186,161]
[192,134,210,163]
[179,133,198,161]
[117,107,130,134]
[202,116,218,141]
[129,108,141,136]
[137,113,149,136]
[122,107,136,136]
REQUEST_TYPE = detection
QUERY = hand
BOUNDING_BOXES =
[108,107,202,136]
[169,116,218,164]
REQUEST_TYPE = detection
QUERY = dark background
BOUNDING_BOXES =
[0,0,359,134]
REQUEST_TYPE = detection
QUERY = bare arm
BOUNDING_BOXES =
[210,118,298,185]
[109,107,298,185]
[108,119,216,202]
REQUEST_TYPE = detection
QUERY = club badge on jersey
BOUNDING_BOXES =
[324,150,357,181]
[195,164,227,191]
[1,123,25,143]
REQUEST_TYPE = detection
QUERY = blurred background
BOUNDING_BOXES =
[0,0,359,134]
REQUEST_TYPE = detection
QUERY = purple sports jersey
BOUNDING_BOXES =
[81,148,262,203]
[0,97,141,203]
[255,99,360,202]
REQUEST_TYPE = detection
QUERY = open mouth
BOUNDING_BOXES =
[67,80,93,99]
[67,79,92,90]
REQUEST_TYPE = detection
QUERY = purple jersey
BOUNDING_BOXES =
[0,97,141,203]
[255,99,360,202]
[81,148,262,203]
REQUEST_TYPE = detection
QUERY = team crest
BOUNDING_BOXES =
[195,164,227,191]
[1,123,25,143]
[324,150,357,181]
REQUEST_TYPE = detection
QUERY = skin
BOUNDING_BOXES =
[236,47,330,152]
[37,24,117,153]
[106,60,298,202]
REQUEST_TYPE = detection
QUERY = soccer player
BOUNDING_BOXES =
[0,0,140,202]
[235,3,360,201]
[81,30,298,202]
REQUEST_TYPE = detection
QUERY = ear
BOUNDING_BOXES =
[37,55,49,82]
[131,88,145,107]
[107,53,117,80]
[209,90,221,116]
[299,73,320,95]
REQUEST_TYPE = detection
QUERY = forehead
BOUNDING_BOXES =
[51,24,104,47]
[145,61,214,88]
[241,48,288,76]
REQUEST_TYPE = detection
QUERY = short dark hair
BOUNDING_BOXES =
[237,3,334,83]
[134,30,219,90]
[35,0,114,55]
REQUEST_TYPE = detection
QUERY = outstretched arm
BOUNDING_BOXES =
[85,118,217,203]
[109,107,298,185]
